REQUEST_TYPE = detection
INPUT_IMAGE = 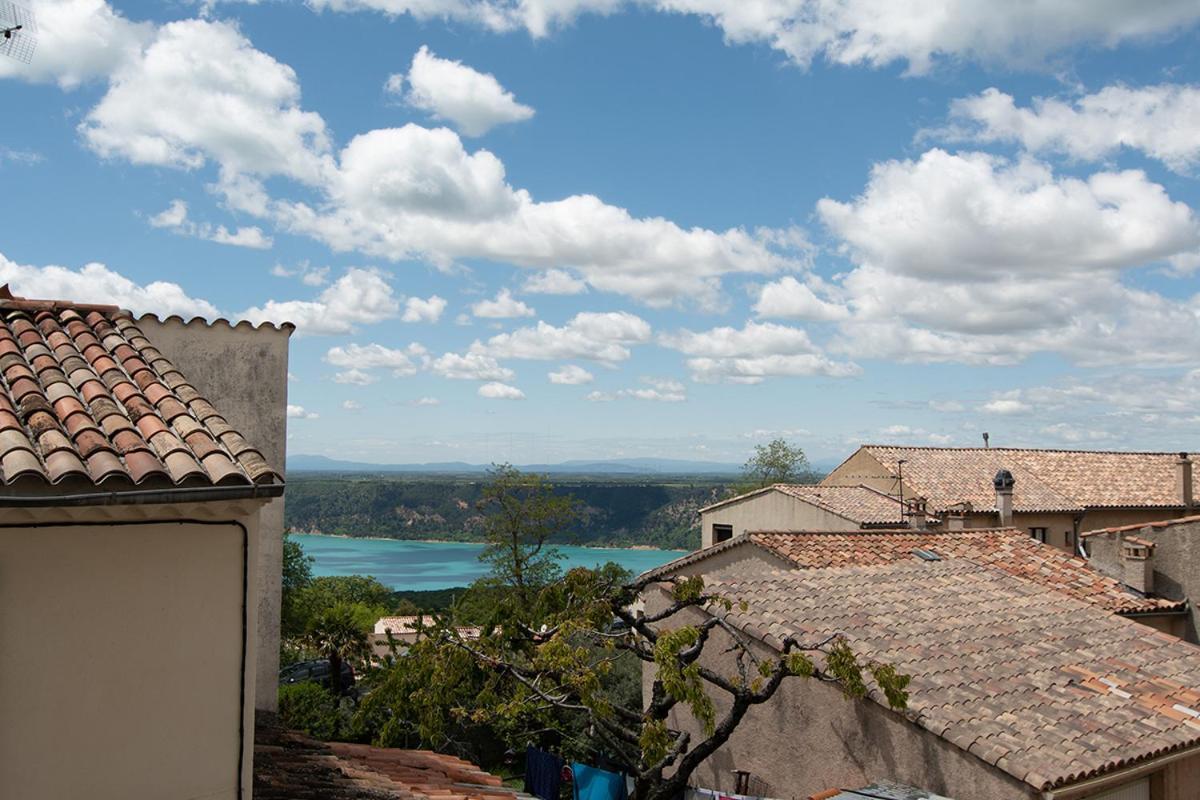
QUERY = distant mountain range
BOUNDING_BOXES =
[287,454,748,476]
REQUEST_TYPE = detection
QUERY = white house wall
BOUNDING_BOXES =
[701,491,858,548]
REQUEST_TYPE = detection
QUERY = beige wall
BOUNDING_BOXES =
[701,491,857,548]
[821,450,901,496]
[0,507,260,800]
[137,315,291,712]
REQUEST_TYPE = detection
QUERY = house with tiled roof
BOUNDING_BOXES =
[646,527,1189,635]
[0,288,292,800]
[643,551,1200,799]
[699,483,926,547]
[819,444,1200,552]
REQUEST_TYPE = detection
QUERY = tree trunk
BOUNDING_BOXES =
[328,650,343,696]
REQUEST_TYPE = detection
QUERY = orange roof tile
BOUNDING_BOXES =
[830,445,1199,512]
[0,291,281,495]
[704,560,1200,792]
[1081,514,1200,539]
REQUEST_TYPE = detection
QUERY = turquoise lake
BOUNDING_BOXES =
[291,534,688,590]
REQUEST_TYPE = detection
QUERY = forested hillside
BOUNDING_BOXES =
[283,475,729,549]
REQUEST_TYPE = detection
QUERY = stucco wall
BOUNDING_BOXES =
[137,315,291,712]
[0,512,260,800]
[821,450,902,496]
[1086,520,1200,643]
[641,587,1035,800]
[701,491,857,548]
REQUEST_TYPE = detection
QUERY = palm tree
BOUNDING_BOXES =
[304,602,371,695]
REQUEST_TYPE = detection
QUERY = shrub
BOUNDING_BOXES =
[278,683,342,740]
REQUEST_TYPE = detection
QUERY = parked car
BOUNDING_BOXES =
[279,658,355,691]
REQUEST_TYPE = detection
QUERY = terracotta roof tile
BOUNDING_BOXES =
[829,445,1200,512]
[702,560,1200,791]
[0,293,282,492]
[1081,514,1200,539]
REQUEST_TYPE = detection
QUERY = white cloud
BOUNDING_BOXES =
[287,404,319,419]
[0,251,218,319]
[661,321,860,384]
[278,124,803,306]
[429,352,515,381]
[522,269,587,295]
[388,45,534,137]
[412,396,441,406]
[817,149,1200,366]
[333,368,378,385]
[0,147,43,166]
[325,342,423,377]
[478,381,525,400]
[940,85,1200,174]
[586,377,686,403]
[80,19,332,185]
[307,0,1200,74]
[401,294,447,323]
[240,267,399,334]
[272,262,330,286]
[548,364,594,385]
[150,199,274,249]
[342,399,363,411]
[753,276,848,321]
[980,395,1032,415]
[472,288,535,318]
[929,400,965,413]
[0,0,153,88]
[476,310,651,363]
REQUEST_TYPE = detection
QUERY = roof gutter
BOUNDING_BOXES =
[1041,740,1200,799]
[0,481,285,508]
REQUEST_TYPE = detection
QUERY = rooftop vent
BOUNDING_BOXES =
[993,469,1015,490]
[912,548,941,562]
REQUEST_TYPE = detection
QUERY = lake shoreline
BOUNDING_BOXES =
[292,530,681,552]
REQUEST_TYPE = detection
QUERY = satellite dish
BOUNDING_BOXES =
[0,0,36,65]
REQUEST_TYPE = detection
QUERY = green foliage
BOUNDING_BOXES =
[477,464,580,597]
[868,662,911,710]
[653,627,716,735]
[278,683,344,740]
[304,602,373,694]
[740,438,816,490]
[283,476,723,549]
[281,533,315,638]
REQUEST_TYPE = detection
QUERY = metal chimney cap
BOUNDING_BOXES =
[993,469,1015,490]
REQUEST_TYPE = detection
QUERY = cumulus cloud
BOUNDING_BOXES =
[412,396,441,406]
[342,399,363,411]
[587,377,686,403]
[307,0,1200,73]
[149,199,273,249]
[402,294,447,323]
[240,267,399,334]
[0,0,153,88]
[980,393,1032,415]
[661,321,860,384]
[79,18,333,185]
[0,251,218,319]
[816,149,1200,366]
[428,352,515,381]
[333,368,378,385]
[271,262,330,286]
[387,46,534,137]
[325,342,424,377]
[939,85,1200,173]
[472,288,535,318]
[478,381,525,400]
[752,276,848,321]
[522,269,587,295]
[475,311,651,363]
[287,404,319,419]
[548,364,594,385]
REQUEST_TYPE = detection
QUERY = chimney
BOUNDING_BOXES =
[1178,452,1194,511]
[994,469,1015,527]
[946,509,966,530]
[908,497,928,530]
[1121,536,1155,595]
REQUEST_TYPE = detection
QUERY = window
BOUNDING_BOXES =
[1030,527,1047,543]
[713,524,734,544]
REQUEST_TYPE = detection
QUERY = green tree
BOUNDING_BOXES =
[304,602,373,695]
[281,532,315,639]
[741,438,813,489]
[476,464,582,602]
[367,568,908,800]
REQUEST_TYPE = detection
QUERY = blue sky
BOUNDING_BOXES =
[2,0,1200,466]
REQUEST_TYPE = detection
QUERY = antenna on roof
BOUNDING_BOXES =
[897,458,906,523]
[0,0,37,65]
[982,432,990,448]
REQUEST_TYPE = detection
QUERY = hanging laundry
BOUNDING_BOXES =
[571,763,628,800]
[525,746,564,800]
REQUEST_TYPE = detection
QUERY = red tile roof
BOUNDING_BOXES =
[699,484,918,525]
[643,528,1183,615]
[705,560,1200,792]
[828,445,1198,513]
[1081,514,1200,539]
[0,292,280,493]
